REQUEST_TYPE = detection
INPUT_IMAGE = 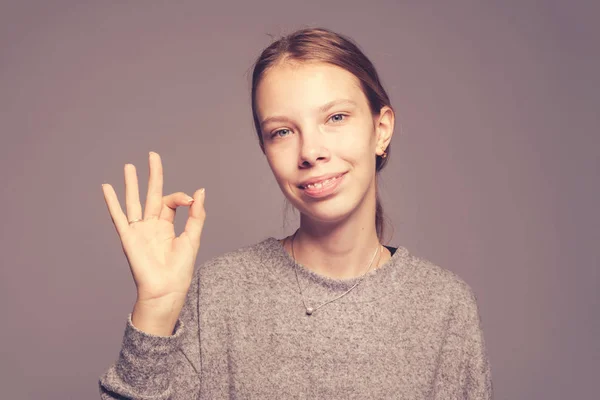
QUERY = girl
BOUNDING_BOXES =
[99,27,492,399]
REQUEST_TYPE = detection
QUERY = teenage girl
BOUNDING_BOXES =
[99,27,492,399]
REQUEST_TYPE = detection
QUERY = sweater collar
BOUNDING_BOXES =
[260,237,415,304]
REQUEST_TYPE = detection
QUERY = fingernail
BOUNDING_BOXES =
[186,196,194,203]
[200,188,205,195]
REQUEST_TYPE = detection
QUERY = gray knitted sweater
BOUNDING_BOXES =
[99,237,492,399]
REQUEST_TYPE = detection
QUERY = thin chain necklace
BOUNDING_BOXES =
[289,230,382,316]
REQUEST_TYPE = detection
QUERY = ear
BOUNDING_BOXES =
[375,106,395,156]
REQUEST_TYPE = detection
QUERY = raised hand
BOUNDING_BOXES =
[101,151,206,335]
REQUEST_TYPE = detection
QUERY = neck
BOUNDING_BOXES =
[280,174,393,279]
[282,209,390,279]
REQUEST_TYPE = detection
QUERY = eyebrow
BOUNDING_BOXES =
[260,99,358,129]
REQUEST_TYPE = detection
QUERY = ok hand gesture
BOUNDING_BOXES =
[101,152,206,334]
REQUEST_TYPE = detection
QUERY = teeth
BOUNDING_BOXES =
[305,175,339,189]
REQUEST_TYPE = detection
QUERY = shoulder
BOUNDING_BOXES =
[399,247,479,309]
[195,236,275,287]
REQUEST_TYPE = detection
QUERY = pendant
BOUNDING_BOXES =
[306,307,314,315]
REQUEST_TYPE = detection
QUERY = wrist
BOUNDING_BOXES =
[131,300,183,336]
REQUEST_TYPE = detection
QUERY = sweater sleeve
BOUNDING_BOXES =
[98,267,201,399]
[460,286,493,400]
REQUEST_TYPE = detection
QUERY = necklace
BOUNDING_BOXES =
[289,230,381,316]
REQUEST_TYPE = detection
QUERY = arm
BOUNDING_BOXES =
[98,267,201,399]
[460,287,493,400]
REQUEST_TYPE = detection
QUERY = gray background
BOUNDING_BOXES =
[1,1,598,399]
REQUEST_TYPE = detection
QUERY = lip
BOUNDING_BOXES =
[298,172,346,189]
[299,172,346,198]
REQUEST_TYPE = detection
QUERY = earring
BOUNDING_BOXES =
[379,149,387,159]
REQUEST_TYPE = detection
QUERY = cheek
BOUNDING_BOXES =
[266,152,295,182]
[338,130,373,162]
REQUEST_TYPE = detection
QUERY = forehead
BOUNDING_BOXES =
[255,62,365,117]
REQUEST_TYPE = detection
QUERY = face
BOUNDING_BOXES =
[255,61,393,224]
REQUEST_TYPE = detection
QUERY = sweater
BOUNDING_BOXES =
[99,236,493,399]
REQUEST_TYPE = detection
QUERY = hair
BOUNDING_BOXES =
[250,27,394,243]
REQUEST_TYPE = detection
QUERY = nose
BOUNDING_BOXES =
[298,128,330,168]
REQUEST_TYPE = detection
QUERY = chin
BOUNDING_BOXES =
[293,196,356,223]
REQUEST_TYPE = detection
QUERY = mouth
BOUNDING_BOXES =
[298,172,346,198]
[298,172,346,190]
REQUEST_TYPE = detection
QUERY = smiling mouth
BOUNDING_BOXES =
[299,173,345,190]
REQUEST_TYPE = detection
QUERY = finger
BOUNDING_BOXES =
[124,164,143,222]
[144,151,164,220]
[182,188,206,251]
[101,183,129,238]
[158,192,195,224]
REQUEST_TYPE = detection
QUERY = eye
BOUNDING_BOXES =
[271,128,292,139]
[329,113,347,123]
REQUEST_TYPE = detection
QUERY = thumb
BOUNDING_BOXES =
[183,188,206,251]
